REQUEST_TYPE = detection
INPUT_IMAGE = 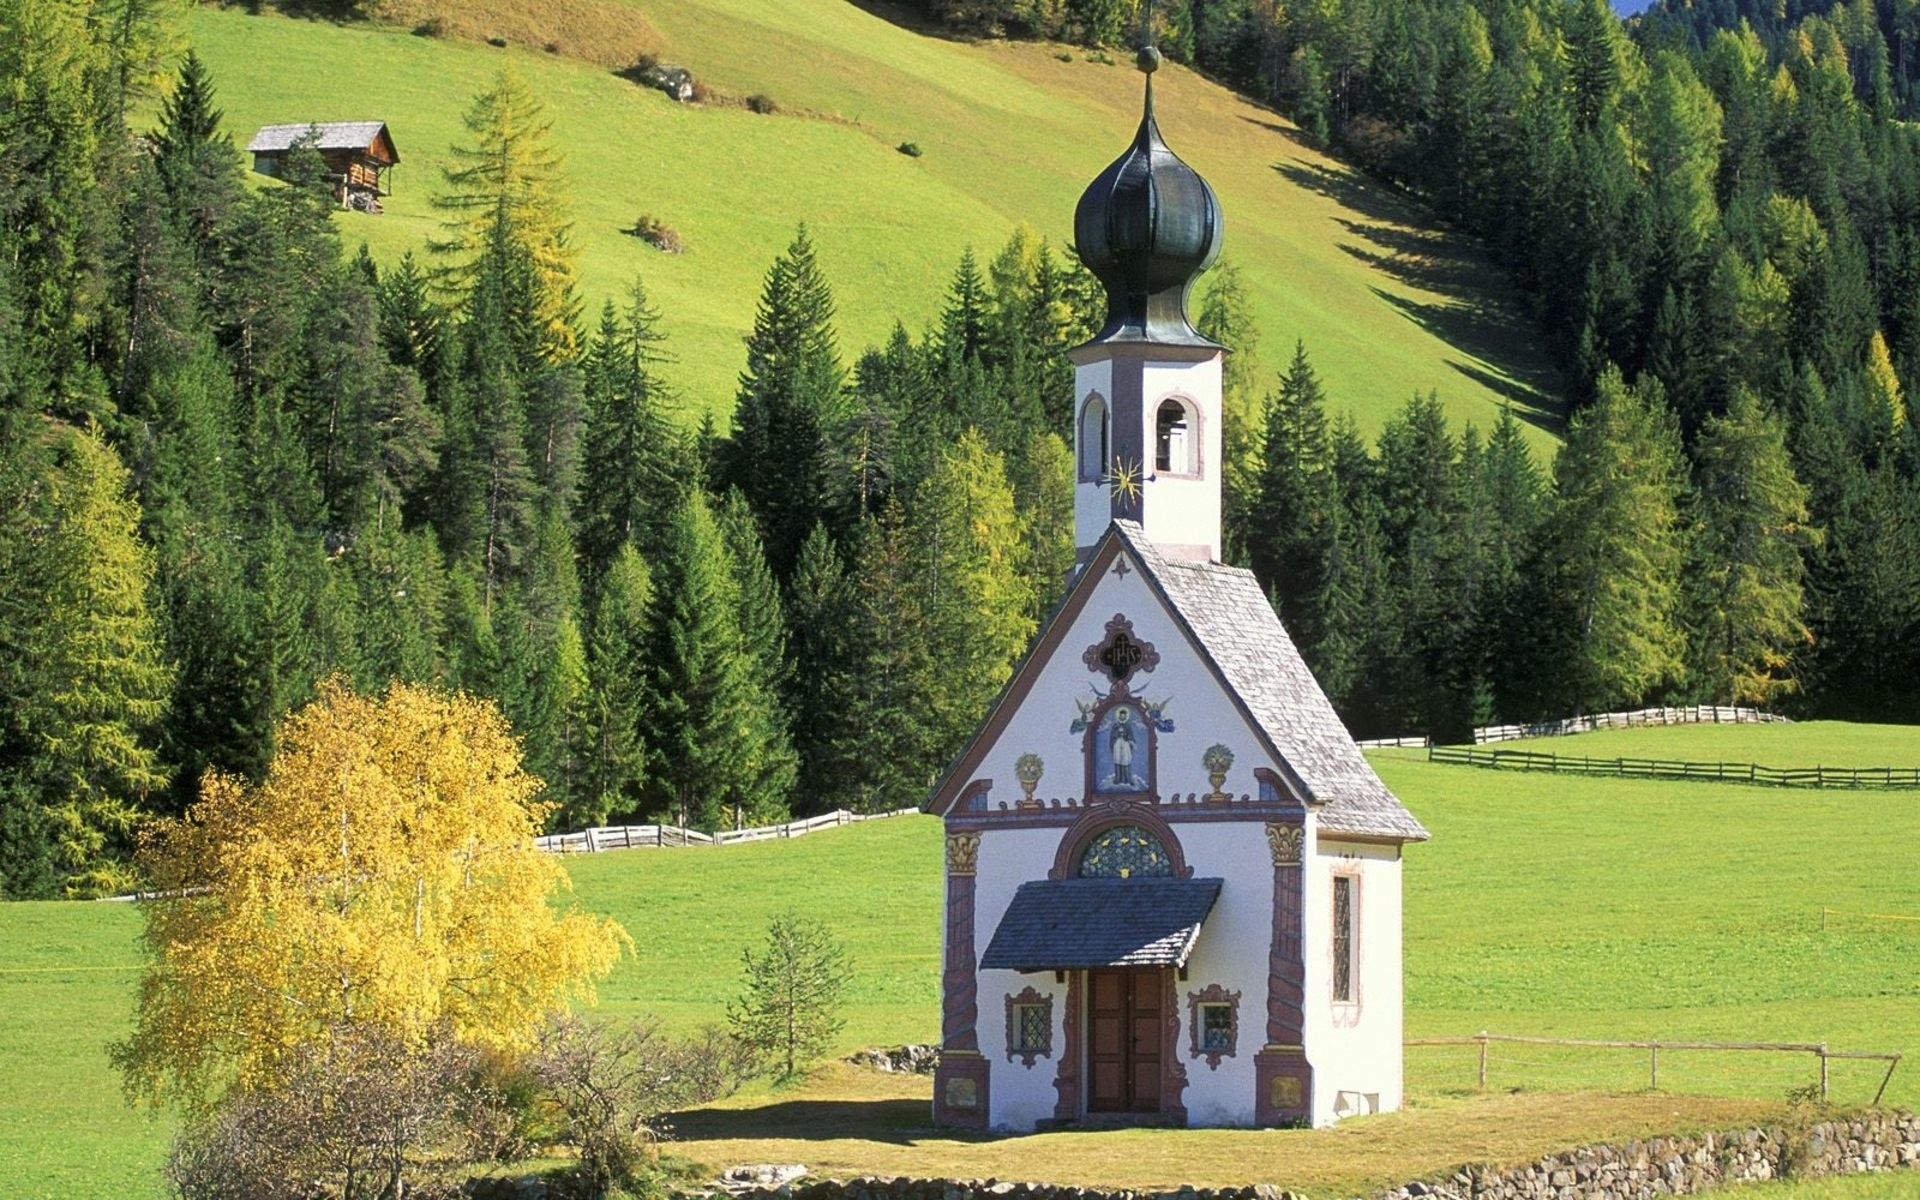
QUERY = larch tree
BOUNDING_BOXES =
[913,428,1035,754]
[1546,366,1690,712]
[17,424,172,895]
[111,679,629,1111]
[1684,388,1819,703]
[1196,260,1263,567]
[432,66,580,363]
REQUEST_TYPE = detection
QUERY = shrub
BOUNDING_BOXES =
[411,17,445,37]
[746,93,778,114]
[897,141,923,158]
[533,1015,749,1197]
[544,41,561,54]
[487,36,507,47]
[628,215,685,254]
[1056,50,1073,62]
[1086,49,1114,65]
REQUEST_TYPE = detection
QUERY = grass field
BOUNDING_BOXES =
[179,1,1563,441]
[1502,720,1920,768]
[7,723,1920,1197]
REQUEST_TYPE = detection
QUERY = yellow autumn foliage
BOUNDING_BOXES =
[113,680,629,1110]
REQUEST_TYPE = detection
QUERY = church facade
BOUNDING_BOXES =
[924,42,1428,1132]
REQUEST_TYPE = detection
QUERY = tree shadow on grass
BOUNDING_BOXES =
[1368,287,1564,433]
[670,1098,968,1148]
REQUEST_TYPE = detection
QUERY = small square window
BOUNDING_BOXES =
[1200,1003,1233,1052]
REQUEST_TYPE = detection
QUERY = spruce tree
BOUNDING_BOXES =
[578,283,678,577]
[785,523,859,813]
[725,226,846,577]
[1249,342,1335,653]
[844,502,940,810]
[581,544,652,827]
[645,490,793,829]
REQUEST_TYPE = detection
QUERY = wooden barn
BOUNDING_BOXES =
[246,121,399,211]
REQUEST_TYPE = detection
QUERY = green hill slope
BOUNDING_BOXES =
[186,2,1562,443]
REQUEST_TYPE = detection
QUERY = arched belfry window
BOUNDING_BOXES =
[1079,393,1109,481]
[1078,824,1173,879]
[1156,398,1197,475]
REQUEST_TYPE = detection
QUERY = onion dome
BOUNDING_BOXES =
[1073,45,1225,348]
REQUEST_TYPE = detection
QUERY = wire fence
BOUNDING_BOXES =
[1425,743,1920,789]
[1406,1032,1902,1105]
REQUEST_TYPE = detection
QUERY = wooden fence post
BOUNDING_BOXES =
[1820,1044,1830,1101]
[1651,1042,1659,1090]
[1478,1031,1489,1089]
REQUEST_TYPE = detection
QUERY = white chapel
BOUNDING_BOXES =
[923,40,1429,1132]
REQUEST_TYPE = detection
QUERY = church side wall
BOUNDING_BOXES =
[1301,829,1404,1126]
[1166,821,1274,1127]
[1073,359,1115,548]
[974,827,1074,1132]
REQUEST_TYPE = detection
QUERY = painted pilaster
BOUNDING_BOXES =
[1255,818,1313,1125]
[933,831,989,1127]
[1050,971,1082,1126]
[1161,967,1190,1124]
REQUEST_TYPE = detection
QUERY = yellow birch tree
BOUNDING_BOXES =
[113,679,628,1110]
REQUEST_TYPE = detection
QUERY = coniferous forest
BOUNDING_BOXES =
[4,0,1920,898]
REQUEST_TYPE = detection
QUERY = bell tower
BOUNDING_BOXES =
[1070,41,1225,566]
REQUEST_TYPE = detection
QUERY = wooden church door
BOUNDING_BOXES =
[1087,968,1163,1113]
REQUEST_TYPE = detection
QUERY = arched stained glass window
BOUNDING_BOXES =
[1077,825,1173,879]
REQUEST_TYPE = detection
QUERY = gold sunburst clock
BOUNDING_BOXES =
[1105,455,1144,505]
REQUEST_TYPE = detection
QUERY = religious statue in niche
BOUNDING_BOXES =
[1074,691,1174,794]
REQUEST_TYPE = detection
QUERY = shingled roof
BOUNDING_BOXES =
[980,877,1223,972]
[246,121,395,157]
[1111,522,1428,842]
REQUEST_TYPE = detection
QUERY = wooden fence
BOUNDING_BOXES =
[1355,705,1788,751]
[1407,1031,1902,1104]
[534,806,921,854]
[1425,743,1920,789]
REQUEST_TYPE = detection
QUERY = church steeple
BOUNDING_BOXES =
[1069,30,1227,566]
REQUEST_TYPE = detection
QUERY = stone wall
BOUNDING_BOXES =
[707,1112,1919,1200]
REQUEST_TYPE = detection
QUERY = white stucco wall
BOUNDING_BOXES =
[1135,358,1223,563]
[1301,828,1405,1126]
[960,561,1271,816]
[1164,821,1274,1127]
[973,827,1070,1131]
[1071,356,1224,562]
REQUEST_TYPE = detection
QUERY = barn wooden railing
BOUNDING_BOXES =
[1424,744,1920,789]
[1354,705,1789,750]
[534,806,921,854]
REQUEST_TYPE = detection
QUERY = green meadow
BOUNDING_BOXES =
[1504,720,1920,768]
[181,1,1562,441]
[5,722,1920,1196]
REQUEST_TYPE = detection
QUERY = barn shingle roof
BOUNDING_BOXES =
[246,121,391,155]
[1113,522,1430,842]
[980,877,1223,972]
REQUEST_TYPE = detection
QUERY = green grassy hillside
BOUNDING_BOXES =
[9,722,1920,1195]
[184,1,1562,442]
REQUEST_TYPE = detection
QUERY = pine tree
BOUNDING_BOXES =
[1546,366,1690,711]
[1684,387,1818,703]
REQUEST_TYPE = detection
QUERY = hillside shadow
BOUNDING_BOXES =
[1370,287,1563,431]
[669,1098,949,1147]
